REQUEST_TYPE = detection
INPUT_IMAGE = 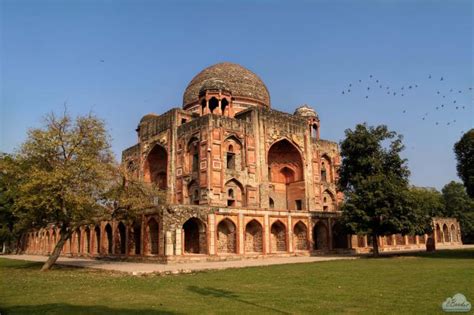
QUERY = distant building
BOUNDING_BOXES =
[22,63,462,259]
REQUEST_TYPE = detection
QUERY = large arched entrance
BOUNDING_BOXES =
[313,222,328,250]
[129,221,141,255]
[268,139,305,210]
[270,221,287,252]
[183,218,207,254]
[217,219,237,254]
[144,144,168,190]
[443,224,449,242]
[245,220,263,253]
[84,227,91,254]
[436,224,442,242]
[293,221,308,251]
[94,225,101,254]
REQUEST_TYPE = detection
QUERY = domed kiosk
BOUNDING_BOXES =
[183,62,270,114]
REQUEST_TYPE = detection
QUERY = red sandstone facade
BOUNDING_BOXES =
[21,63,463,260]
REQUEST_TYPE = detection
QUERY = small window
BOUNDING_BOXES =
[321,163,327,182]
[269,198,275,209]
[323,197,327,203]
[228,189,234,199]
[311,124,318,139]
[227,200,235,206]
[295,200,302,210]
[323,206,328,211]
[227,152,235,169]
[192,153,199,172]
[181,118,187,125]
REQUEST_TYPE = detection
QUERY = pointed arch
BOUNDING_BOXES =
[217,218,237,254]
[436,224,442,242]
[116,222,127,255]
[245,220,263,253]
[129,221,141,255]
[450,224,457,242]
[224,135,243,171]
[268,139,305,210]
[313,221,328,250]
[293,221,308,251]
[94,225,101,254]
[320,154,332,183]
[183,218,207,254]
[105,224,113,254]
[144,144,168,190]
[443,224,449,242]
[187,180,200,205]
[147,218,159,255]
[322,190,336,211]
[270,220,287,252]
[225,178,245,207]
[84,226,91,254]
[332,222,348,248]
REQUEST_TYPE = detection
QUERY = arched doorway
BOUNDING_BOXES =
[147,218,159,255]
[75,229,81,254]
[332,222,348,249]
[270,221,287,252]
[183,218,206,254]
[116,222,126,255]
[443,224,449,243]
[436,224,442,242]
[144,144,168,190]
[94,225,101,254]
[293,221,308,251]
[225,179,244,207]
[450,225,457,242]
[245,220,263,253]
[129,221,141,255]
[105,224,113,254]
[217,219,237,254]
[268,139,305,210]
[313,222,328,250]
[84,227,91,254]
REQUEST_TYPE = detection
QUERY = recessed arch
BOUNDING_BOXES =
[245,220,263,253]
[268,139,305,210]
[144,144,168,190]
[225,178,245,207]
[209,97,219,113]
[313,221,328,250]
[322,190,336,211]
[217,218,237,254]
[450,224,457,242]
[332,222,348,249]
[94,225,101,254]
[84,227,91,254]
[443,224,449,242]
[147,218,159,255]
[116,222,127,255]
[293,221,308,251]
[183,218,207,254]
[105,224,113,254]
[270,220,287,252]
[436,224,442,242]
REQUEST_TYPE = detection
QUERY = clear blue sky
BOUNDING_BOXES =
[1,0,472,190]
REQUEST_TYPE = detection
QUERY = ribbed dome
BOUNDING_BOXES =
[183,62,270,108]
[294,104,318,119]
[140,113,158,123]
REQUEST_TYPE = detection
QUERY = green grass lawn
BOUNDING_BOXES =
[0,250,473,314]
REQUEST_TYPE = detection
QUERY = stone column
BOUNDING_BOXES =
[165,231,173,256]
[264,214,270,254]
[288,215,293,253]
[239,213,244,255]
[209,214,216,255]
[175,228,182,255]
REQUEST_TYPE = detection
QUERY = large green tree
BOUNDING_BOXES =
[0,154,19,253]
[8,112,115,270]
[338,124,429,256]
[454,129,474,198]
[441,181,474,243]
[408,186,444,217]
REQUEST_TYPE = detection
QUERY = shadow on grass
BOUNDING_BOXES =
[0,303,178,315]
[187,286,290,314]
[362,249,474,260]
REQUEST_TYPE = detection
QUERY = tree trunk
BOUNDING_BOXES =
[41,227,72,271]
[372,234,379,257]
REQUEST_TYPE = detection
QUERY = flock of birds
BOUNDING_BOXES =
[340,73,472,133]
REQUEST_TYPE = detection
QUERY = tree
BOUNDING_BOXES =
[9,111,115,270]
[454,129,474,198]
[338,124,427,256]
[408,186,444,217]
[441,181,474,243]
[0,154,19,253]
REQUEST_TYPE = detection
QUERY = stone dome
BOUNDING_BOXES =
[140,113,159,123]
[183,62,270,108]
[294,105,318,118]
[199,79,230,95]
